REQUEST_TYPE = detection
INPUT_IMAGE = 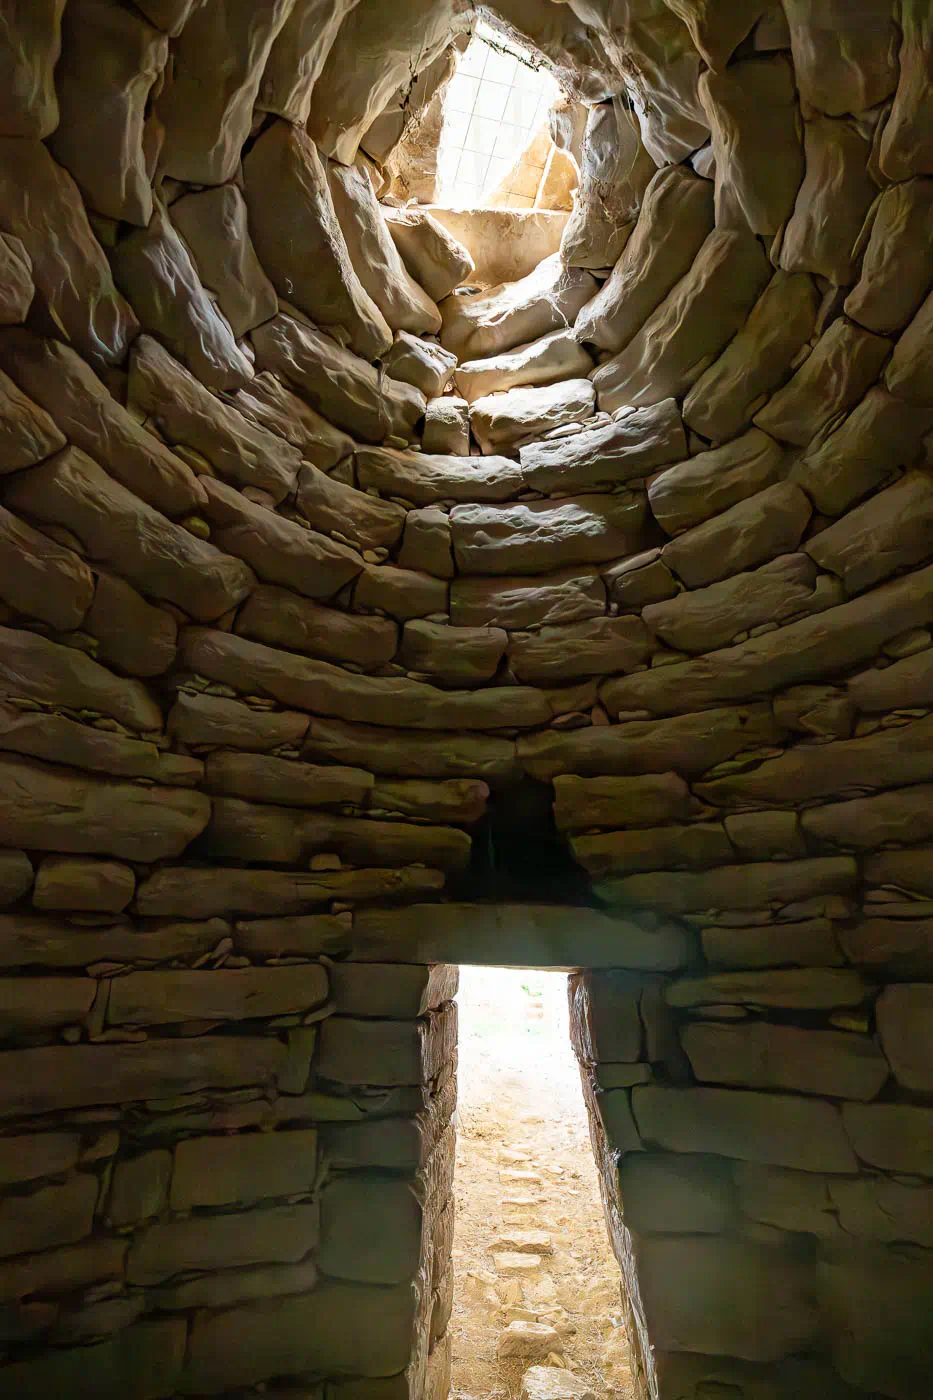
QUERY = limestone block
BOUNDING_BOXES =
[111,202,252,393]
[251,314,425,443]
[354,563,448,623]
[471,379,596,455]
[0,976,95,1036]
[661,482,811,589]
[237,584,396,670]
[632,1085,857,1172]
[0,366,64,474]
[697,713,933,809]
[561,100,655,268]
[0,329,204,518]
[384,334,456,399]
[110,964,328,1026]
[849,649,933,711]
[0,1173,96,1258]
[635,1234,818,1363]
[6,447,255,622]
[171,1131,318,1212]
[520,397,685,493]
[422,396,470,456]
[135,863,443,920]
[830,1176,933,1249]
[369,778,488,825]
[519,704,783,781]
[592,230,770,412]
[779,117,875,285]
[0,1318,185,1400]
[683,1022,888,1100]
[755,318,891,447]
[230,373,354,471]
[0,138,137,368]
[33,856,134,913]
[49,0,166,226]
[884,283,933,408]
[648,428,785,537]
[573,166,714,354]
[201,476,363,600]
[258,0,357,123]
[845,180,933,334]
[642,553,839,655]
[330,964,457,1020]
[0,505,93,630]
[783,0,899,117]
[618,1152,734,1235]
[0,849,32,906]
[807,472,933,596]
[328,161,442,336]
[107,1151,171,1228]
[398,509,454,579]
[205,751,372,808]
[843,1102,933,1177]
[0,1,65,138]
[573,823,734,877]
[451,494,649,576]
[399,619,506,687]
[296,464,406,553]
[724,811,806,860]
[128,1203,319,1286]
[181,1283,416,1389]
[669,967,866,1011]
[553,772,692,832]
[356,446,522,506]
[316,1004,455,1086]
[879,3,933,182]
[791,384,933,516]
[303,715,516,784]
[234,913,349,961]
[0,1131,79,1187]
[684,272,820,442]
[0,754,209,860]
[167,692,308,752]
[156,0,293,184]
[440,255,598,361]
[663,0,766,71]
[85,572,177,679]
[498,1320,562,1362]
[876,984,933,1093]
[455,330,594,405]
[597,857,857,915]
[699,55,802,237]
[320,1175,421,1285]
[522,1367,594,1400]
[170,184,277,339]
[603,548,678,611]
[0,625,160,731]
[508,616,654,685]
[734,1161,839,1236]
[0,232,33,323]
[0,704,166,783]
[840,918,933,980]
[384,208,474,303]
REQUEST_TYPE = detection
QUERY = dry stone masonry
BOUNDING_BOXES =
[0,3,929,1399]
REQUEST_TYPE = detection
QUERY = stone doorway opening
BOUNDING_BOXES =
[450,963,634,1399]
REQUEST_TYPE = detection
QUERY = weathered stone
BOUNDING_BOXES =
[783,0,898,115]
[876,984,933,1093]
[234,913,349,961]
[167,692,307,752]
[0,1173,97,1258]
[803,784,933,853]
[251,314,425,444]
[755,318,891,448]
[602,563,933,718]
[884,283,933,407]
[85,572,177,679]
[879,1,933,182]
[670,966,865,1009]
[243,122,391,361]
[0,0,64,138]
[0,233,34,323]
[440,254,597,361]
[598,857,857,916]
[0,138,137,367]
[384,208,474,302]
[573,823,733,878]
[34,856,134,913]
[849,649,933,712]
[0,849,33,906]
[452,493,648,578]
[398,509,454,580]
[204,751,371,809]
[0,1237,126,1307]
[593,231,770,413]
[521,398,684,495]
[508,616,653,685]
[522,1366,595,1400]
[635,1234,818,1363]
[619,1152,735,1236]
[153,1260,319,1313]
[830,1176,933,1249]
[497,1320,562,1362]
[0,975,94,1035]
[0,365,65,473]
[237,585,396,672]
[642,553,840,655]
[398,619,506,687]
[0,505,93,630]
[135,864,444,919]
[353,563,448,623]
[633,1085,857,1172]
[171,183,277,338]
[520,705,783,781]
[383,333,455,399]
[604,548,678,611]
[561,97,654,268]
[840,918,933,980]
[683,1021,888,1100]
[107,1150,171,1227]
[0,624,161,731]
[0,1318,185,1400]
[230,373,354,472]
[303,715,516,784]
[109,964,327,1027]
[724,810,806,860]
[649,429,786,538]
[0,1131,80,1187]
[661,482,811,589]
[350,903,694,972]
[257,0,357,124]
[49,1,166,226]
[317,1004,455,1086]
[6,448,254,622]
[455,330,593,405]
[735,1160,840,1237]
[779,117,876,285]
[321,1175,421,1285]
[128,1202,319,1285]
[450,570,606,630]
[843,1102,933,1176]
[422,395,470,456]
[0,754,208,861]
[0,705,161,783]
[846,179,933,334]
[368,778,488,825]
[330,964,457,1021]
[171,1129,318,1210]
[553,772,692,833]
[356,446,522,506]
[296,465,406,553]
[470,379,596,456]
[0,329,203,518]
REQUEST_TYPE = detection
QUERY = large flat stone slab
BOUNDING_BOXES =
[440,253,597,361]
[520,398,685,493]
[356,446,522,506]
[451,494,649,576]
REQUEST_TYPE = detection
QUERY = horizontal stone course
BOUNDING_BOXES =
[597,857,858,915]
[681,1021,890,1100]
[107,965,329,1026]
[171,1129,319,1208]
[127,1202,320,1284]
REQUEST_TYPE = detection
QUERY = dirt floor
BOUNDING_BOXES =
[449,966,635,1399]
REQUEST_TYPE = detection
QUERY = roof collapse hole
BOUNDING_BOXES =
[450,777,590,903]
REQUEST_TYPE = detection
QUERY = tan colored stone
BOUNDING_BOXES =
[508,615,653,685]
[807,471,933,595]
[399,619,506,686]
[470,379,596,455]
[109,965,327,1027]
[0,505,93,630]
[455,330,593,405]
[779,117,875,285]
[573,823,734,877]
[296,464,406,553]
[171,183,277,338]
[603,548,677,610]
[0,233,34,323]
[230,373,353,472]
[845,179,933,334]
[353,563,448,623]
[879,2,933,182]
[440,254,598,361]
[204,751,372,808]
[384,207,474,303]
[330,964,457,1020]
[598,857,857,916]
[86,572,177,678]
[0,624,160,730]
[498,1321,562,1362]
[369,778,488,825]
[0,704,165,783]
[257,0,357,123]
[553,772,692,832]
[592,230,770,413]
[422,395,470,456]
[0,0,64,139]
[702,918,844,970]
[234,913,348,961]
[356,445,522,506]
[303,714,516,784]
[33,856,134,913]
[755,318,891,447]
[136,863,443,919]
[398,509,453,579]
[0,975,94,1036]
[648,429,785,538]
[561,98,655,268]
[661,482,811,589]
[316,1003,455,1086]
[251,313,425,443]
[0,363,64,473]
[876,984,933,1093]
[669,968,866,1010]
[520,397,685,494]
[237,584,396,670]
[884,283,933,407]
[452,493,648,577]
[167,692,307,752]
[128,1202,319,1285]
[0,849,33,906]
[724,810,806,860]
[172,1130,318,1211]
[6,447,254,621]
[848,649,933,712]
[383,333,455,399]
[450,570,605,630]
[783,0,898,116]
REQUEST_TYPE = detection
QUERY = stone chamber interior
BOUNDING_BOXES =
[0,2,931,1398]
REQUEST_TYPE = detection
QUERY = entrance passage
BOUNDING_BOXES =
[450,967,634,1398]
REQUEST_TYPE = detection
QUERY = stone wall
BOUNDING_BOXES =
[0,3,930,1399]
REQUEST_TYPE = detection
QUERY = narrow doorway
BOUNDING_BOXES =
[450,966,635,1398]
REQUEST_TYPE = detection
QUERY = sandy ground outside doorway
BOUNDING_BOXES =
[449,966,635,1399]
